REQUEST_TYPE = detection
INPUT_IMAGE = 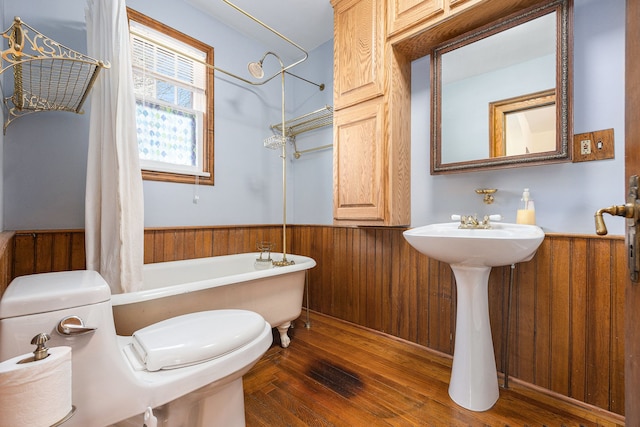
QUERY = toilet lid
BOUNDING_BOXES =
[130,309,267,371]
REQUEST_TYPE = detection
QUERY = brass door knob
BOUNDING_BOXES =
[595,203,635,235]
[596,175,640,282]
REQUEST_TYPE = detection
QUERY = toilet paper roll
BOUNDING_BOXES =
[0,346,72,427]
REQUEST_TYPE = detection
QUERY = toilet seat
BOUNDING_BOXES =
[130,309,267,371]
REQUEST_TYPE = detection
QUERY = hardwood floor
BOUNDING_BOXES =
[243,312,624,427]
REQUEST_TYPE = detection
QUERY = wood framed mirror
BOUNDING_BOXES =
[431,0,572,174]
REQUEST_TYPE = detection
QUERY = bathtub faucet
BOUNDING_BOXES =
[255,241,274,269]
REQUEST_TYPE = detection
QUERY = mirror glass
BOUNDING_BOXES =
[431,0,571,173]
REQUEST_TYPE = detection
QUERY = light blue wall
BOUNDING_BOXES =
[129,0,285,227]
[289,40,334,225]
[410,0,625,235]
[1,0,331,229]
[0,0,626,236]
[2,1,91,230]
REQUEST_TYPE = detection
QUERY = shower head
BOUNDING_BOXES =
[248,61,264,79]
[249,52,284,80]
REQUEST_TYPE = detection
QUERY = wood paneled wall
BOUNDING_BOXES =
[4,225,625,416]
[12,231,86,276]
[289,227,625,416]
[0,232,15,296]
[143,226,285,264]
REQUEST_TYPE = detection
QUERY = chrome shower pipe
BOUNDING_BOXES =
[285,71,325,91]
[217,51,295,266]
[252,52,293,266]
[131,1,323,90]
[206,58,324,91]
[276,61,293,266]
[218,0,306,256]
[221,0,309,85]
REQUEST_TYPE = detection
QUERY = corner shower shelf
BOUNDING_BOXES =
[270,105,333,158]
[0,17,110,132]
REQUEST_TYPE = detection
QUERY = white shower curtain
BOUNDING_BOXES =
[85,0,144,294]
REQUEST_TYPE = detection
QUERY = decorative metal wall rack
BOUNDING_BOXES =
[270,105,333,158]
[0,17,110,132]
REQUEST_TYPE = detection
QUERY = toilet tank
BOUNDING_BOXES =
[0,270,111,319]
[0,270,112,360]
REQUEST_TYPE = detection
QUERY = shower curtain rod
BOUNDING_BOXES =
[213,0,326,89]
[285,71,325,91]
[130,18,324,90]
[211,58,325,91]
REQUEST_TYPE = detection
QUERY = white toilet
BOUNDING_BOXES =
[0,270,272,427]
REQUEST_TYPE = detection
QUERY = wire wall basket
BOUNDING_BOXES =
[0,17,110,132]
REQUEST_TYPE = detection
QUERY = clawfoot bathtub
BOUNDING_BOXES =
[111,253,316,348]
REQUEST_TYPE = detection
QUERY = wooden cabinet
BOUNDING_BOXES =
[332,0,385,109]
[332,0,411,226]
[333,96,410,226]
[387,0,445,38]
[331,0,546,225]
[333,98,386,223]
[389,0,549,59]
[386,0,488,40]
[386,0,493,41]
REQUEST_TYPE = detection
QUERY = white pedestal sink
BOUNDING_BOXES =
[403,222,544,411]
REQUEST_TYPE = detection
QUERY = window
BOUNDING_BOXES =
[127,8,214,185]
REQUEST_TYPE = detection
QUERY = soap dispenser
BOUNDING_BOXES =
[516,188,536,225]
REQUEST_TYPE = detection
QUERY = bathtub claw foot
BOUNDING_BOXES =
[277,322,291,348]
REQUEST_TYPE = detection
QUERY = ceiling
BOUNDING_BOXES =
[184,0,334,60]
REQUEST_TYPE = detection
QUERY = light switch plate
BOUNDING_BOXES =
[573,128,615,162]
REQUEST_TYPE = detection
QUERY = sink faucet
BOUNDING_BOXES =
[462,214,490,229]
[451,214,502,229]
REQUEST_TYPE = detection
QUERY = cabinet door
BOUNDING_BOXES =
[387,0,444,37]
[333,98,386,223]
[333,0,385,109]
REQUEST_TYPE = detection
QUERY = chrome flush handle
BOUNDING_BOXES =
[56,315,97,336]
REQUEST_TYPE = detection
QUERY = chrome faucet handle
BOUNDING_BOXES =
[451,214,467,226]
[481,214,502,227]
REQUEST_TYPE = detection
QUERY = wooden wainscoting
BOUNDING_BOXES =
[5,225,626,416]
[142,226,285,263]
[289,226,626,416]
[12,230,86,277]
[8,226,286,278]
[0,231,15,296]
